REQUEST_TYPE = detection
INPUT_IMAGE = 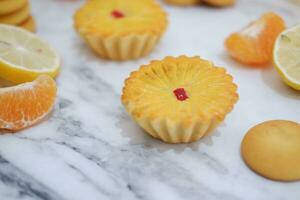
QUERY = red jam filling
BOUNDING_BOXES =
[111,10,125,19]
[173,88,189,101]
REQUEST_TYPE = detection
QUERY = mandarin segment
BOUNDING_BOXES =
[0,75,57,131]
[122,56,238,143]
[225,12,285,65]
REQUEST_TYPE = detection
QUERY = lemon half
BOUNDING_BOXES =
[273,25,300,90]
[0,24,60,83]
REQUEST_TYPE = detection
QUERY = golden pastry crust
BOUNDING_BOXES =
[0,0,27,15]
[122,56,238,143]
[74,0,168,60]
[242,120,300,181]
[19,16,36,32]
[0,3,30,25]
[82,33,162,60]
[164,0,201,6]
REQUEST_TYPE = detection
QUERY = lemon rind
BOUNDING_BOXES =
[0,61,60,84]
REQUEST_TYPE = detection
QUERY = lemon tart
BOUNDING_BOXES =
[74,0,168,60]
[122,56,238,143]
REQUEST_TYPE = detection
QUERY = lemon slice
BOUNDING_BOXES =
[0,24,60,83]
[273,25,300,90]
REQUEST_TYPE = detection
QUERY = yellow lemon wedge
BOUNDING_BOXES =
[273,25,300,90]
[0,24,60,83]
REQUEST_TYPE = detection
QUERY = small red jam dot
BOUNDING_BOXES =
[173,88,189,101]
[111,10,125,19]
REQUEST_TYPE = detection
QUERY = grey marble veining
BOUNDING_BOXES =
[0,0,300,199]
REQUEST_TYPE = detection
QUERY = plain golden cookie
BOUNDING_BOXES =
[19,16,36,32]
[241,120,300,181]
[0,3,30,25]
[0,0,27,15]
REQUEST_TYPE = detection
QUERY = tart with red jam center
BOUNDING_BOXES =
[74,0,168,60]
[122,56,238,143]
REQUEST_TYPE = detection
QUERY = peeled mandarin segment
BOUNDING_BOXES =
[203,0,235,7]
[164,0,202,6]
[0,3,30,25]
[225,12,285,66]
[0,24,60,83]
[241,120,300,181]
[273,25,300,90]
[122,56,238,143]
[0,75,57,131]
[0,0,27,15]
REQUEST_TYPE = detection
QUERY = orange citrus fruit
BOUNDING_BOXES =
[0,75,57,131]
[225,12,285,66]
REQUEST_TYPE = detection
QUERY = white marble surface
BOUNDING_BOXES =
[0,0,300,199]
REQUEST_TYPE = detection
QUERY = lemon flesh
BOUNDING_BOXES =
[273,25,300,90]
[0,24,60,83]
